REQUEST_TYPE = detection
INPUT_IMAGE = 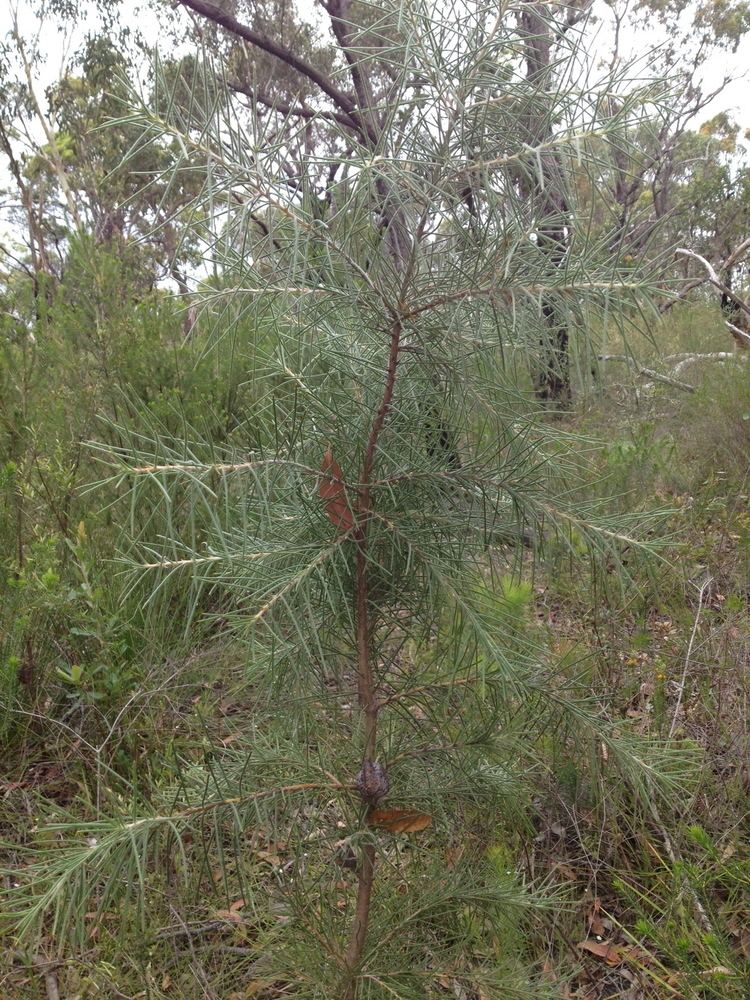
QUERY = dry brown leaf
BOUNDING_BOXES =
[578,939,623,966]
[578,938,653,969]
[319,448,355,532]
[256,848,281,866]
[368,807,432,833]
[554,862,578,881]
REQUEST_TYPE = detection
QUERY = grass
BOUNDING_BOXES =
[1,300,748,999]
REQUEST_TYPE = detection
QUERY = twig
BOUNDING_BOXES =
[32,956,61,1000]
[121,781,347,832]
[167,904,218,1000]
[154,918,231,940]
[669,577,710,740]
[642,578,716,935]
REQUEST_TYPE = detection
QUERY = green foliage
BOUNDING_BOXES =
[0,2,747,999]
[0,6,700,996]
[0,234,260,734]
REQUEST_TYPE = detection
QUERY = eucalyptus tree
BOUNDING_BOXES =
[598,0,750,256]
[3,2,693,997]
[0,15,204,303]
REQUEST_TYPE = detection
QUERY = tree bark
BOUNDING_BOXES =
[520,5,571,406]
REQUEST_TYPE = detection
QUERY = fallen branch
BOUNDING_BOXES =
[671,352,746,377]
[598,355,695,392]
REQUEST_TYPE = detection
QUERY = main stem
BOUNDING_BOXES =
[341,319,402,999]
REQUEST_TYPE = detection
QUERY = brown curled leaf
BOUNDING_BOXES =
[577,939,623,966]
[368,807,432,833]
[318,447,355,532]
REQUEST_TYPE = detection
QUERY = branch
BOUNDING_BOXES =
[342,317,403,997]
[658,275,705,313]
[722,237,750,273]
[175,0,367,138]
[598,355,696,392]
[670,352,741,377]
[319,0,376,131]
[675,247,750,321]
[660,238,750,314]
[726,321,750,348]
[226,78,354,132]
[11,15,81,229]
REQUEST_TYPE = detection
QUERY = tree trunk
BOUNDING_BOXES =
[521,5,571,406]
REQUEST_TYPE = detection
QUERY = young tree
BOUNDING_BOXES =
[5,2,689,996]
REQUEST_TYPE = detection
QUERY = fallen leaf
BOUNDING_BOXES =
[554,863,578,881]
[230,983,276,999]
[319,448,355,532]
[578,939,623,966]
[369,807,432,833]
[256,849,281,866]
[214,907,244,924]
[578,939,653,969]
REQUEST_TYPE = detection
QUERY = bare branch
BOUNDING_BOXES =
[175,0,368,138]
[660,238,750,314]
[227,78,354,131]
[675,247,750,321]
[598,355,696,392]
